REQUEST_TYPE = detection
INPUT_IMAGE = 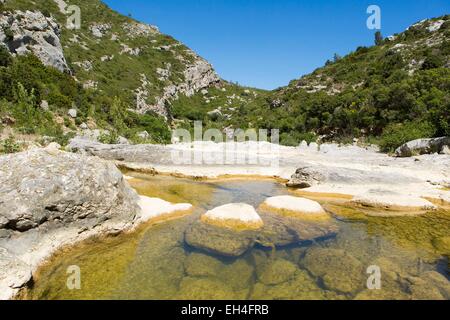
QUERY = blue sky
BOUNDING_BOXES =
[104,0,449,90]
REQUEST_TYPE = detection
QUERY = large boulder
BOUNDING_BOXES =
[184,221,256,257]
[300,248,365,294]
[262,196,330,220]
[184,203,265,257]
[0,148,142,299]
[201,203,264,230]
[286,167,325,188]
[395,137,450,157]
[0,148,140,233]
[0,10,70,73]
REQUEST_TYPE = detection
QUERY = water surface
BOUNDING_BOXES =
[28,175,450,300]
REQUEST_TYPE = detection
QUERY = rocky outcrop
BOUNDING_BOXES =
[395,137,450,157]
[0,10,70,73]
[286,167,325,188]
[0,147,142,299]
[141,56,220,118]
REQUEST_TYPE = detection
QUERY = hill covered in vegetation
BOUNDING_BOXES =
[0,0,448,153]
[216,16,449,150]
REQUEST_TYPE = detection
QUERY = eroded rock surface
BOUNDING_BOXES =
[395,137,450,157]
[0,148,141,299]
[0,10,70,72]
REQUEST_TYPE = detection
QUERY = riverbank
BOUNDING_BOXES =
[1,141,449,299]
[69,139,450,207]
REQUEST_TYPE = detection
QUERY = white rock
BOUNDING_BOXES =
[44,142,61,155]
[138,196,192,223]
[0,10,70,72]
[264,196,326,214]
[427,20,444,32]
[352,191,437,211]
[40,100,49,111]
[67,109,77,118]
[137,131,150,140]
[117,136,129,145]
[203,203,263,225]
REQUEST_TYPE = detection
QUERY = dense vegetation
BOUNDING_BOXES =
[0,48,170,151]
[207,16,450,151]
[0,0,448,154]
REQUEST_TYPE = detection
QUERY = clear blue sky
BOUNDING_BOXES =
[104,0,449,90]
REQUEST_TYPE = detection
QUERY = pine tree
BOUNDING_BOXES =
[375,31,384,46]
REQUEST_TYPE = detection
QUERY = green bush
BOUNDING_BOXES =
[422,54,444,70]
[98,131,119,144]
[1,135,21,154]
[379,121,436,153]
[0,45,12,67]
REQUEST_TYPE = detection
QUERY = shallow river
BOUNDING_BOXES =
[27,174,450,300]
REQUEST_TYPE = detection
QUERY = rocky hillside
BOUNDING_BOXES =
[0,0,262,147]
[0,1,448,151]
[1,0,222,118]
[232,15,449,148]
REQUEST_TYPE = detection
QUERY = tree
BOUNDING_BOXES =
[333,53,342,63]
[0,45,11,67]
[422,54,444,70]
[374,31,384,46]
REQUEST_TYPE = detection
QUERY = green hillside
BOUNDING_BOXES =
[223,16,450,149]
[0,0,448,153]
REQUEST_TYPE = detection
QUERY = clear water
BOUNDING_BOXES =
[27,174,450,300]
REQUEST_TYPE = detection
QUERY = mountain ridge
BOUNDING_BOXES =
[0,0,448,153]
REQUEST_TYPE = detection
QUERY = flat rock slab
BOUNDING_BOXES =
[201,203,263,230]
[351,190,437,215]
[262,196,329,220]
[138,196,192,223]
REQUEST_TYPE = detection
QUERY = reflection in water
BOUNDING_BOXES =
[28,175,450,300]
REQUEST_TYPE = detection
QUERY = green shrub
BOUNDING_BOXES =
[1,135,21,154]
[379,121,436,153]
[0,45,12,67]
[98,131,119,144]
[422,54,444,70]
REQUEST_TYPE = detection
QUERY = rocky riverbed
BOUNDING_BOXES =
[1,141,449,300]
[68,139,450,207]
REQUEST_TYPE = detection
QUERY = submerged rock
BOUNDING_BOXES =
[184,252,223,277]
[257,259,298,285]
[301,248,365,294]
[256,212,338,247]
[177,277,237,300]
[184,221,256,257]
[251,269,325,300]
[219,259,255,291]
[432,236,450,255]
